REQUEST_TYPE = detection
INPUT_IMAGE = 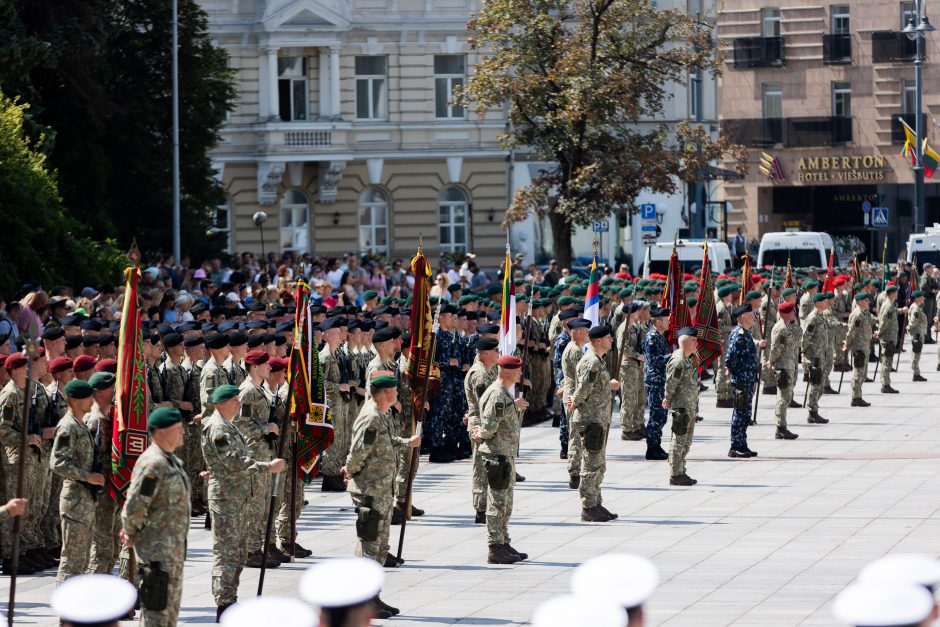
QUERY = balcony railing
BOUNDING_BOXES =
[732,36,786,69]
[722,116,853,147]
[892,113,928,144]
[823,34,852,63]
[872,31,918,63]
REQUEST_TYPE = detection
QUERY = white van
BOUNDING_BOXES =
[642,240,733,277]
[757,231,834,269]
[907,225,940,267]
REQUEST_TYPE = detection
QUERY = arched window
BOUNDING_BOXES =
[280,189,309,252]
[359,187,389,254]
[439,186,468,253]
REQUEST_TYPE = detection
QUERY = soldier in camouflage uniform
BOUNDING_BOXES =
[121,407,191,626]
[395,332,422,518]
[844,293,875,407]
[725,306,763,458]
[37,355,69,567]
[760,284,780,394]
[51,379,103,583]
[768,302,801,439]
[236,350,283,567]
[464,337,499,523]
[342,371,421,613]
[319,318,350,491]
[664,328,700,486]
[85,371,121,575]
[908,290,928,382]
[182,335,206,514]
[617,303,646,441]
[567,325,619,523]
[224,333,249,387]
[799,280,819,322]
[714,286,735,407]
[201,384,285,619]
[199,333,233,420]
[831,278,852,372]
[801,294,831,423]
[820,292,842,393]
[472,356,527,564]
[561,319,591,488]
[644,308,671,461]
[878,285,902,393]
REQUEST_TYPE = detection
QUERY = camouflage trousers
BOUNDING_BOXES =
[209,497,250,606]
[395,423,419,508]
[646,387,668,447]
[246,449,273,554]
[183,421,206,506]
[774,369,797,429]
[351,492,394,565]
[24,452,47,550]
[87,496,121,574]
[139,558,184,627]
[575,421,607,509]
[482,455,514,546]
[57,482,96,583]
[529,353,551,414]
[730,384,753,449]
[618,362,646,433]
[851,359,867,399]
[1,457,39,557]
[807,358,831,411]
[912,336,923,376]
[40,469,62,548]
[715,351,732,401]
[470,441,487,513]
[668,407,697,477]
[566,421,584,478]
[879,342,894,387]
[319,400,350,476]
[276,438,304,546]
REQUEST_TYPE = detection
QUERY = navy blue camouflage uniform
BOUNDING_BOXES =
[428,329,462,455]
[644,328,670,447]
[725,325,758,450]
[553,329,572,452]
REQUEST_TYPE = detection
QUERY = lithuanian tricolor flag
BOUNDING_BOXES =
[498,245,516,356]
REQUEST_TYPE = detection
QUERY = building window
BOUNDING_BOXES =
[359,187,389,254]
[434,55,466,119]
[831,5,850,33]
[439,187,469,253]
[832,82,851,116]
[278,57,308,122]
[761,8,781,37]
[762,84,782,118]
[689,72,702,119]
[212,199,232,254]
[903,79,917,113]
[280,189,309,252]
[355,56,387,120]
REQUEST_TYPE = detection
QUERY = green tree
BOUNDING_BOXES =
[0,91,121,296]
[464,0,747,268]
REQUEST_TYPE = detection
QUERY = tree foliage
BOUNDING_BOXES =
[464,0,747,266]
[0,91,122,296]
[0,0,235,268]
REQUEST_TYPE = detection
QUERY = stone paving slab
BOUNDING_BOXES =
[4,345,940,625]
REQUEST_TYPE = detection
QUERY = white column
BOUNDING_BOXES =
[266,47,279,121]
[330,45,341,119]
[259,52,270,119]
[319,48,330,118]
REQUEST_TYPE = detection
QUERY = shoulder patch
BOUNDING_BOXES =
[141,474,158,497]
[807,323,815,334]
[2,405,12,422]
[854,319,860,328]
[56,433,70,449]
[240,403,251,417]
[495,400,506,413]
[213,434,228,450]
[475,382,488,398]
[364,427,377,445]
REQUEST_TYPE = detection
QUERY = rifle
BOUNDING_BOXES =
[896,306,909,372]
[265,384,280,450]
[7,338,39,627]
[872,341,882,380]
[396,299,441,561]
[751,268,775,425]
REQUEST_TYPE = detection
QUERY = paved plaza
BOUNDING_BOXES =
[7,346,940,626]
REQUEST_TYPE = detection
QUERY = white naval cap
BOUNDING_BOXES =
[833,582,934,626]
[858,553,940,590]
[51,574,137,625]
[221,596,319,627]
[570,553,659,609]
[300,557,385,608]
[532,594,628,627]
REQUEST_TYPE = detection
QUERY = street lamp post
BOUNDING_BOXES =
[903,0,935,234]
[253,211,268,264]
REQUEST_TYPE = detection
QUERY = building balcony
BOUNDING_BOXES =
[721,116,853,148]
[891,113,928,144]
[871,31,918,63]
[732,37,785,69]
[823,34,852,64]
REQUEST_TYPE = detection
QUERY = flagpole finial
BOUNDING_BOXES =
[417,234,423,255]
[127,239,141,266]
[593,236,599,256]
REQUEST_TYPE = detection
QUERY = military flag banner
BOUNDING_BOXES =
[291,281,333,478]
[784,254,794,290]
[661,242,693,347]
[822,248,836,293]
[499,243,517,356]
[111,264,149,504]
[405,247,441,417]
[694,242,723,368]
[739,253,753,305]
[911,253,920,292]
[584,252,600,327]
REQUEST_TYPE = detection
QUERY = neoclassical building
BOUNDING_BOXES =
[201,0,511,265]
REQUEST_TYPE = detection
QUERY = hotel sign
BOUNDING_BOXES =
[796,155,890,182]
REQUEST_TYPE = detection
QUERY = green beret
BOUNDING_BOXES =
[886,285,898,293]
[802,279,819,289]
[362,290,378,301]
[684,284,697,293]
[148,407,182,429]
[549,287,562,296]
[370,372,397,388]
[558,296,574,306]
[210,384,240,404]
[746,290,762,300]
[781,288,797,297]
[64,379,94,399]
[88,372,116,391]
[912,290,925,298]
[571,286,587,296]
[870,280,881,289]
[854,293,868,301]
[825,292,836,300]
[619,287,633,297]
[687,297,698,307]
[486,285,501,296]
[812,293,828,302]
[717,286,733,297]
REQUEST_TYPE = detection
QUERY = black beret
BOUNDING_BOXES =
[275,321,294,334]
[477,337,499,351]
[205,333,229,350]
[588,324,612,339]
[218,321,238,333]
[373,327,400,343]
[245,320,267,330]
[183,336,204,347]
[568,318,591,330]
[274,335,287,346]
[79,319,102,331]
[246,335,264,348]
[162,332,183,348]
[262,333,276,344]
[359,320,376,332]
[476,323,499,335]
[228,332,248,347]
[177,321,201,333]
[83,334,100,346]
[732,304,752,318]
[42,327,66,341]
[318,318,341,332]
[65,335,83,350]
[559,309,580,321]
